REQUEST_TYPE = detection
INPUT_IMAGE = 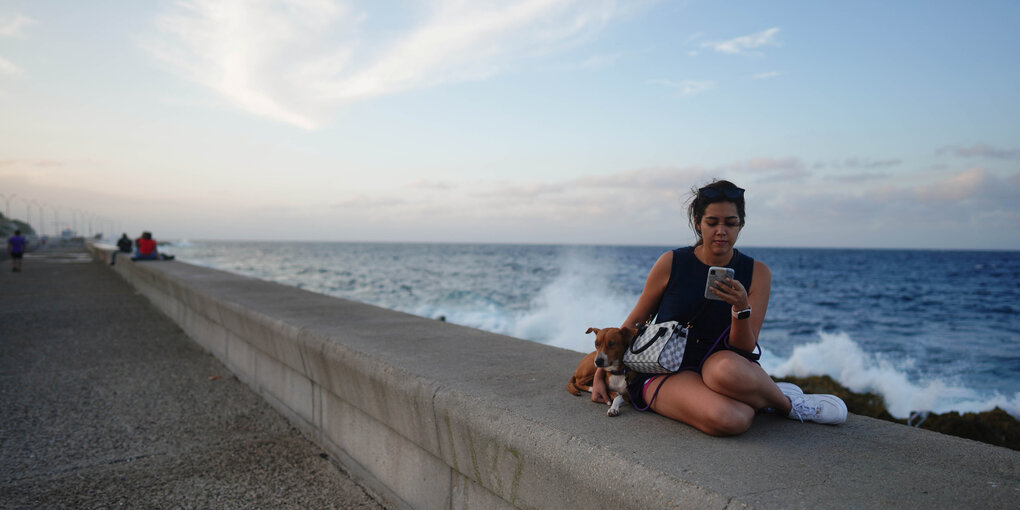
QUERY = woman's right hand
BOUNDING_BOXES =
[591,368,609,403]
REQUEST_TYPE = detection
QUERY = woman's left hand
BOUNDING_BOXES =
[710,277,750,310]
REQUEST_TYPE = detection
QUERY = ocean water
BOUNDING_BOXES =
[165,240,1020,419]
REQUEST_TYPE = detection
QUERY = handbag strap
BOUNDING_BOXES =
[697,326,731,371]
[633,373,672,412]
[723,335,761,362]
[629,326,669,354]
[694,326,761,371]
[685,300,709,329]
[641,299,707,331]
[632,300,707,354]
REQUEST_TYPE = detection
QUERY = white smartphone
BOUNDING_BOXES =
[704,266,735,301]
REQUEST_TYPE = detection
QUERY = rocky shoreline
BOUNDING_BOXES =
[776,375,1019,450]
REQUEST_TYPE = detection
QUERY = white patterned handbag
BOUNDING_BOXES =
[623,321,689,374]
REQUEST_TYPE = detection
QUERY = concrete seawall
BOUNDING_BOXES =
[86,244,1019,509]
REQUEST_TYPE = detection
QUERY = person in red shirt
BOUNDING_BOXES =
[133,231,159,260]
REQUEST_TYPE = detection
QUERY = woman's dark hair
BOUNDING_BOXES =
[687,179,746,245]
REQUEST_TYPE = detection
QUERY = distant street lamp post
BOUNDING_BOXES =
[33,201,45,237]
[71,209,81,238]
[41,202,53,237]
[74,209,87,238]
[37,203,46,236]
[20,198,31,231]
[0,193,16,218]
[53,206,62,236]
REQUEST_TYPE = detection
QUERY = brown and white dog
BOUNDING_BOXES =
[566,326,638,416]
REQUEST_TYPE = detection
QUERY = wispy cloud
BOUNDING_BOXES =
[702,27,780,55]
[581,165,707,188]
[649,78,715,96]
[331,194,409,210]
[728,157,808,180]
[578,51,624,69]
[0,13,33,78]
[0,14,33,37]
[303,160,1016,247]
[910,167,1015,203]
[478,181,567,199]
[0,158,66,168]
[407,179,457,191]
[825,172,889,183]
[938,143,1018,160]
[819,157,903,170]
[148,0,619,129]
[0,56,21,77]
[752,71,780,80]
[853,158,902,168]
[750,167,1020,248]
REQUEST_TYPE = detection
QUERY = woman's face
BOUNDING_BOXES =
[697,201,742,255]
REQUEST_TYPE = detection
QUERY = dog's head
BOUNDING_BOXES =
[586,326,638,372]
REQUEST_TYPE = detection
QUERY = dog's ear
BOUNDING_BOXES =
[586,327,600,334]
[620,325,638,343]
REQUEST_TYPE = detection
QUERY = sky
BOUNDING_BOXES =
[1,0,1018,250]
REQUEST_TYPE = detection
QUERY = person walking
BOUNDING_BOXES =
[7,229,26,272]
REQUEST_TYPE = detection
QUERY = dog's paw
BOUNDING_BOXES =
[607,407,620,417]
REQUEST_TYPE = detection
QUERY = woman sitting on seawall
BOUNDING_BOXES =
[131,231,173,261]
[591,179,847,436]
[132,231,159,260]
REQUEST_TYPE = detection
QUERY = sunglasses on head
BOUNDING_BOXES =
[698,186,745,200]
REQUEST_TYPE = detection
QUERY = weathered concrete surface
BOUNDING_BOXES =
[0,242,384,509]
[74,242,1019,510]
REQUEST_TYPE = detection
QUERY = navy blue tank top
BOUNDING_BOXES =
[655,246,755,369]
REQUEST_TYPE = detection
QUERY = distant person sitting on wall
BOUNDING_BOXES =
[110,233,134,265]
[7,229,26,272]
[131,232,174,261]
[132,232,159,261]
[117,233,132,253]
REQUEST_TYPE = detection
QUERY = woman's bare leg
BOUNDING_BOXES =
[646,371,756,436]
[700,351,792,414]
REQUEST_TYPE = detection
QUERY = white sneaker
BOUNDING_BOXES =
[787,394,848,425]
[776,382,804,398]
[760,382,805,415]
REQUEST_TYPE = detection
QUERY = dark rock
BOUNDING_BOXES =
[915,408,1020,450]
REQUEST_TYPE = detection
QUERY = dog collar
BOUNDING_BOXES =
[608,368,629,376]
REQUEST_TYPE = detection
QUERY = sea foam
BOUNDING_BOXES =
[762,331,1020,419]
[508,250,635,353]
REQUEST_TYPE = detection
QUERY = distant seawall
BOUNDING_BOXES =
[86,243,1018,509]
